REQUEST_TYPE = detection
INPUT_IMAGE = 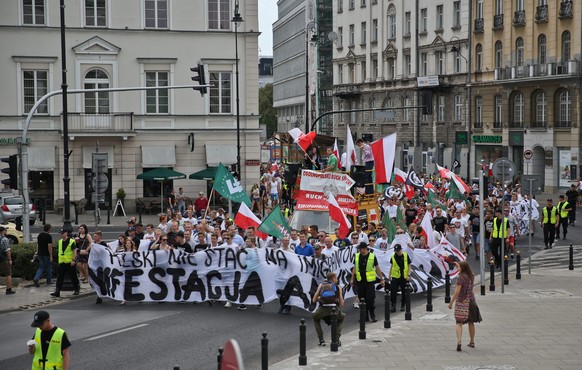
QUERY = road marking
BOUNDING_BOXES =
[84,324,149,341]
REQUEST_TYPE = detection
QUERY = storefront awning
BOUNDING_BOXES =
[82,146,115,169]
[189,167,217,180]
[141,146,176,167]
[205,144,236,166]
[28,147,56,171]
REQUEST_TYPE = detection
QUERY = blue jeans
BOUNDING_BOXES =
[34,255,52,284]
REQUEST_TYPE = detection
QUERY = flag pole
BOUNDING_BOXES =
[205,188,214,215]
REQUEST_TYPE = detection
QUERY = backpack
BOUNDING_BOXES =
[319,281,338,305]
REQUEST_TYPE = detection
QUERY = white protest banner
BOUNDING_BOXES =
[294,170,358,216]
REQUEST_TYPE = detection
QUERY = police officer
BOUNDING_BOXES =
[542,198,559,249]
[50,229,80,297]
[489,209,509,269]
[388,244,412,312]
[556,195,571,240]
[350,242,385,322]
[28,310,71,370]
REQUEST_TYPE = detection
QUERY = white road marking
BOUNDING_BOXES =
[84,323,149,341]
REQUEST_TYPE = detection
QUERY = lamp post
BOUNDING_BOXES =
[60,0,72,232]
[305,21,318,134]
[232,1,243,180]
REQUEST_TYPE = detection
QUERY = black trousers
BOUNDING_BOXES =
[569,203,576,223]
[557,218,568,238]
[55,263,80,291]
[355,281,376,316]
[390,277,407,307]
[543,223,556,247]
[490,238,507,268]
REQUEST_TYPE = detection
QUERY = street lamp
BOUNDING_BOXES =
[305,21,319,134]
[232,0,243,180]
[60,0,73,232]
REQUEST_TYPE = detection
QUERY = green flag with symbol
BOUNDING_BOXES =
[258,204,291,239]
[381,212,398,242]
[395,207,408,234]
[445,180,465,200]
[212,163,251,206]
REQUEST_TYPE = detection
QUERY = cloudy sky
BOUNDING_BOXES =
[258,0,277,56]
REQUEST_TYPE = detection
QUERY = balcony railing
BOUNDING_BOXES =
[493,14,504,29]
[513,10,525,26]
[559,1,573,18]
[530,121,547,129]
[509,121,524,128]
[493,121,503,129]
[474,18,484,33]
[67,112,134,132]
[333,84,361,97]
[555,121,572,128]
[535,5,548,22]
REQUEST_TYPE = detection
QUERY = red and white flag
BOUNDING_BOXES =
[234,203,267,240]
[370,133,397,184]
[437,163,471,195]
[394,167,408,184]
[345,126,357,172]
[420,212,436,249]
[333,138,340,160]
[326,193,352,239]
[288,128,316,152]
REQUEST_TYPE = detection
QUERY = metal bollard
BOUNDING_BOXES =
[404,283,412,321]
[261,332,268,370]
[107,204,111,225]
[489,258,495,292]
[516,251,522,279]
[138,207,143,224]
[359,298,366,340]
[217,347,223,370]
[299,318,307,366]
[503,255,509,285]
[569,244,574,270]
[426,277,433,312]
[384,287,391,329]
[444,270,451,303]
[330,308,338,352]
[174,367,180,370]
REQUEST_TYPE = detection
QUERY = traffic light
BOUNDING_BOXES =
[1,154,18,189]
[191,63,207,96]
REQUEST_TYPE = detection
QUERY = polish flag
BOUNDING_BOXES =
[234,203,267,240]
[488,162,493,177]
[326,193,352,239]
[424,182,435,190]
[333,138,340,159]
[370,133,397,184]
[420,212,436,249]
[394,167,408,184]
[404,184,415,200]
[437,164,471,195]
[345,126,357,172]
[288,128,316,152]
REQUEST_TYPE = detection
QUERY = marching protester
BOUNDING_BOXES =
[350,242,385,322]
[34,224,53,287]
[312,272,345,346]
[28,310,71,370]
[448,261,482,351]
[75,224,92,284]
[50,229,80,298]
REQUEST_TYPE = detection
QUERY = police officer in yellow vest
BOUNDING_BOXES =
[50,229,80,298]
[542,198,560,249]
[388,244,412,312]
[350,242,385,322]
[28,310,71,370]
[489,209,509,269]
[556,195,571,240]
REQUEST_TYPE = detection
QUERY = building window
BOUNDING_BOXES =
[436,5,443,30]
[476,43,483,71]
[454,95,463,121]
[387,58,395,79]
[405,55,411,76]
[338,0,343,13]
[338,64,344,84]
[145,71,168,114]
[403,97,411,122]
[372,59,378,79]
[349,64,355,83]
[23,0,45,25]
[361,61,366,82]
[421,53,428,76]
[209,71,231,114]
[495,41,503,68]
[23,70,48,114]
[455,53,462,73]
[349,24,355,46]
[513,92,524,126]
[495,95,503,126]
[437,95,445,122]
[538,34,547,64]
[349,0,354,10]
[538,0,547,5]
[145,0,168,28]
[516,37,524,66]
[562,31,571,62]
[420,8,427,33]
[535,91,547,126]
[361,22,366,44]
[209,0,230,30]
[338,27,343,47]
[405,12,411,36]
[495,0,503,15]
[388,14,396,39]
[361,0,366,7]
[85,0,107,27]
[476,0,483,18]
[435,51,444,74]
[84,69,110,114]
[558,90,571,126]
[475,96,483,127]
[372,19,378,42]
[339,100,344,123]
[516,0,524,11]
[453,1,461,28]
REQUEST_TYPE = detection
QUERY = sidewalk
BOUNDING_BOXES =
[35,211,163,229]
[270,245,582,370]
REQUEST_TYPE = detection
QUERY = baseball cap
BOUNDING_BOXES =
[128,227,136,232]
[547,198,553,202]
[59,228,68,233]
[199,191,204,195]
[357,242,368,250]
[394,244,403,251]
[31,311,49,327]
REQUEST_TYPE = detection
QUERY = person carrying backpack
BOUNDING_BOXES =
[312,272,345,347]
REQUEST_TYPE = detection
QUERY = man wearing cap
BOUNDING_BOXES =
[350,242,385,322]
[194,191,208,218]
[490,209,509,268]
[556,195,571,240]
[0,226,15,294]
[128,227,141,247]
[542,198,559,249]
[28,310,71,370]
[50,229,80,297]
[388,244,412,312]
[173,231,194,253]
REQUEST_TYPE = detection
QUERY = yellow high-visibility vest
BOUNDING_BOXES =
[557,201,570,218]
[390,252,409,279]
[543,207,558,224]
[32,327,65,370]
[58,238,75,264]
[492,218,509,238]
[355,252,376,282]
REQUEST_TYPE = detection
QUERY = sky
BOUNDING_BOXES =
[258,0,277,56]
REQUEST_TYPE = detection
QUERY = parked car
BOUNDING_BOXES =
[0,196,36,225]
[0,220,24,245]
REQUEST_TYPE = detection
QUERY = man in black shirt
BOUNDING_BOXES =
[388,244,412,312]
[432,207,448,234]
[34,224,53,287]
[127,227,141,248]
[404,202,418,226]
[350,243,385,322]
[469,207,481,260]
[174,231,194,253]
[28,310,71,370]
[565,184,578,225]
[135,223,145,240]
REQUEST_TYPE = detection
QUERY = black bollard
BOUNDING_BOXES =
[217,347,223,370]
[261,332,268,370]
[359,298,366,340]
[174,367,180,370]
[489,257,496,292]
[426,277,433,312]
[405,283,412,321]
[384,287,391,329]
[516,251,522,279]
[138,207,143,224]
[107,203,111,225]
[503,255,509,285]
[569,244,574,270]
[444,270,451,303]
[330,308,338,352]
[299,318,307,366]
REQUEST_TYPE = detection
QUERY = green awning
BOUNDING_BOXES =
[189,167,217,180]
[136,167,186,181]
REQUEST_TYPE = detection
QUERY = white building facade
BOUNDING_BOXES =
[0,0,260,212]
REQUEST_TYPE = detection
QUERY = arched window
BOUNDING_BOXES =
[515,37,524,66]
[387,5,396,39]
[538,34,547,65]
[475,43,483,71]
[84,69,109,114]
[495,41,503,68]
[562,31,571,62]
[558,90,572,127]
[534,91,547,127]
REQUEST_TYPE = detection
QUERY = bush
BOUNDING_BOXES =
[11,243,58,281]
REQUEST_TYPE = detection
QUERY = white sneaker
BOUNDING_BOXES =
[353,301,360,309]
[224,301,232,308]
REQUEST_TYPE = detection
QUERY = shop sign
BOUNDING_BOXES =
[455,131,468,145]
[472,135,502,144]
[245,159,260,166]
[0,137,30,145]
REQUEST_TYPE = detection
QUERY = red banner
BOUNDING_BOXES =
[294,190,358,216]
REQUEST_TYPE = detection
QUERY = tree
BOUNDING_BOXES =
[259,84,277,137]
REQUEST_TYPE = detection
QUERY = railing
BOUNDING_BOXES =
[509,121,524,128]
[474,18,484,33]
[474,121,483,129]
[333,84,361,96]
[535,5,548,22]
[493,14,504,29]
[66,112,134,132]
[555,121,572,128]
[513,10,525,26]
[493,121,503,129]
[530,121,547,129]
[559,1,573,18]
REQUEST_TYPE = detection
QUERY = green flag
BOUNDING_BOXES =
[258,204,291,238]
[427,188,442,207]
[382,213,398,242]
[395,207,409,234]
[445,180,465,200]
[212,163,251,206]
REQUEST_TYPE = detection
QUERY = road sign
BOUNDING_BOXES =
[523,149,533,160]
[92,173,109,194]
[521,175,542,195]
[91,193,105,203]
[92,152,108,175]
[492,157,516,183]
[373,110,395,120]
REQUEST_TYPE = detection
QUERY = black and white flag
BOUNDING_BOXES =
[405,167,425,191]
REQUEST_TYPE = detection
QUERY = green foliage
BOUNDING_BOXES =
[116,188,126,199]
[11,243,38,280]
[259,84,277,137]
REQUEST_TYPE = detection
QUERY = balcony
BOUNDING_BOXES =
[530,121,547,129]
[555,121,572,128]
[474,18,484,33]
[493,14,504,30]
[535,5,548,22]
[67,112,134,133]
[513,10,525,26]
[333,84,361,98]
[509,121,524,129]
[559,1,573,19]
[493,121,503,129]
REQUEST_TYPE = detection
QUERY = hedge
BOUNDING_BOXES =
[10,243,58,281]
